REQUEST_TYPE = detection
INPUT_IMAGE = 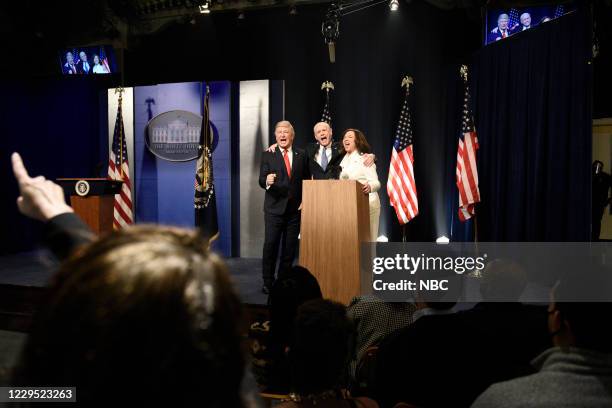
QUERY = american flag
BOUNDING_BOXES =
[387,77,418,225]
[107,90,134,228]
[456,66,480,222]
[508,8,519,31]
[320,81,333,126]
[554,5,565,18]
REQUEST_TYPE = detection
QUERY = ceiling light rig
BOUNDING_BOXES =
[322,3,340,63]
[198,1,211,14]
[322,0,399,63]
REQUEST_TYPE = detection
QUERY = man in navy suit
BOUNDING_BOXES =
[305,121,345,179]
[259,121,310,293]
[62,52,81,75]
[488,13,512,43]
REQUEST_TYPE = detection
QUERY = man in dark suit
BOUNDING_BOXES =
[62,52,82,75]
[488,13,512,43]
[306,121,344,179]
[259,121,310,293]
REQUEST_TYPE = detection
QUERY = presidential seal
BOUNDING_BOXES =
[75,180,90,197]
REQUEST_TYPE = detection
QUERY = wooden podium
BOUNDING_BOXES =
[299,180,371,304]
[56,178,123,234]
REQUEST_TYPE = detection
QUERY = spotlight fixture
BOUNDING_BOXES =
[198,1,211,14]
[237,11,245,20]
[322,3,340,63]
[389,0,399,11]
[436,236,450,244]
[289,6,298,15]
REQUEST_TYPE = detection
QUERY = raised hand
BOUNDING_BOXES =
[11,152,73,222]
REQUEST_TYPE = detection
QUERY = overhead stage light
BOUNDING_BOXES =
[198,1,211,14]
[389,0,399,11]
[436,235,450,244]
[322,3,340,63]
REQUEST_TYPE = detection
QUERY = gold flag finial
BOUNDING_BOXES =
[401,75,414,90]
[460,65,469,82]
[321,81,335,92]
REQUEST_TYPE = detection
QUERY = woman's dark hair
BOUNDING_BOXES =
[269,266,322,349]
[290,299,352,395]
[342,128,372,154]
[13,226,245,407]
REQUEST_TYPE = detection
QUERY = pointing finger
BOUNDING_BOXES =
[11,152,31,185]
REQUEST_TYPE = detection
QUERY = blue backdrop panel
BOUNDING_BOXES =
[133,81,232,256]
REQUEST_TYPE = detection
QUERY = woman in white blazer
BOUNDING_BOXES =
[338,129,381,241]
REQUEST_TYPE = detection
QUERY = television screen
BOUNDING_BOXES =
[59,45,117,75]
[484,3,576,45]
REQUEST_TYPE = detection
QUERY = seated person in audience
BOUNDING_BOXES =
[10,152,259,407]
[456,259,550,378]
[347,295,415,383]
[277,299,378,408]
[472,268,612,408]
[11,225,248,406]
[374,277,472,408]
[252,266,322,393]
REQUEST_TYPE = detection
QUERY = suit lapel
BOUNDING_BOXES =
[332,143,342,160]
[291,149,299,179]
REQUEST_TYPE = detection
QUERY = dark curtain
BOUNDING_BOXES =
[468,8,592,241]
[0,77,108,254]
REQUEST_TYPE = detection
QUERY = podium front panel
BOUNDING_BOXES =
[299,180,370,304]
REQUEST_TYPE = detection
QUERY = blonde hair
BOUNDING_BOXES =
[275,120,295,137]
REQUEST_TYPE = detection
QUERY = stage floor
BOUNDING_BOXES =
[0,250,268,306]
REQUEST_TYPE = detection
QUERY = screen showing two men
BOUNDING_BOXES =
[59,46,117,75]
[485,3,576,45]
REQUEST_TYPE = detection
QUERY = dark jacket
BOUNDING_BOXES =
[259,147,310,215]
[375,304,550,408]
[44,213,95,260]
[472,347,612,408]
[305,142,344,180]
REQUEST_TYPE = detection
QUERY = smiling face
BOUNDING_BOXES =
[313,122,333,147]
[79,51,88,62]
[66,52,74,64]
[93,55,100,65]
[342,130,356,153]
[275,121,294,150]
[498,14,509,30]
[520,13,531,27]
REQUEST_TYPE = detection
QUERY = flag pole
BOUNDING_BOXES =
[115,87,125,180]
[400,75,413,244]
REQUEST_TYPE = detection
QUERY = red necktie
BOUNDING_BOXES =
[283,149,291,178]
